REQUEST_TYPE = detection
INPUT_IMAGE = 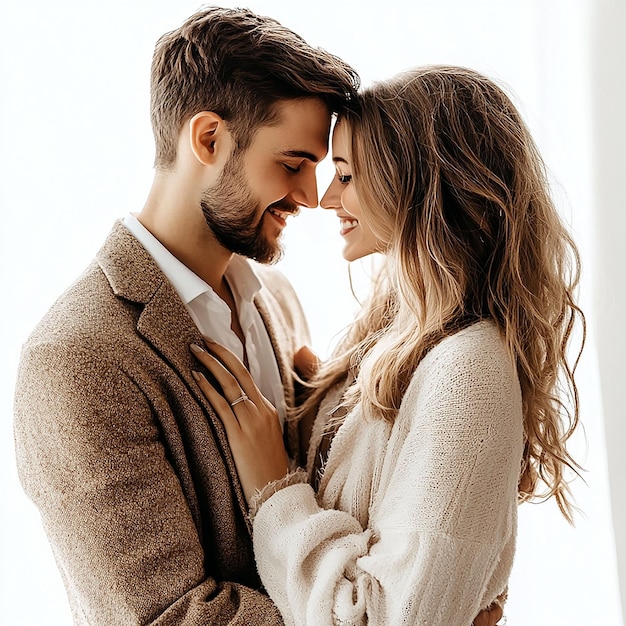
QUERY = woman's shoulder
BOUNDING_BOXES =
[407,320,520,407]
[398,321,523,443]
[426,319,510,370]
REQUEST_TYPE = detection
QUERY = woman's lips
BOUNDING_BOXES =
[339,218,358,236]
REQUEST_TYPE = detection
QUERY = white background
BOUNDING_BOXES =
[1,0,623,624]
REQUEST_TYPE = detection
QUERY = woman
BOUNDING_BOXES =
[190,66,584,625]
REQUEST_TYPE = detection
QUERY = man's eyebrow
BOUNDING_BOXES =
[277,150,321,163]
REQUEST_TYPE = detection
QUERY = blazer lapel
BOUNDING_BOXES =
[254,291,300,463]
[97,221,250,526]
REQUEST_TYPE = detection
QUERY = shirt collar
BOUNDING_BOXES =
[122,213,261,305]
[225,254,262,304]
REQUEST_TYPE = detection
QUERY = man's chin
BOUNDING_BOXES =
[253,243,283,265]
[250,227,284,264]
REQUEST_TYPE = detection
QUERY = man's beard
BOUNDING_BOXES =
[201,153,286,264]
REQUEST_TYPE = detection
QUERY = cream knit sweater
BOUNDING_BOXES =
[252,321,524,625]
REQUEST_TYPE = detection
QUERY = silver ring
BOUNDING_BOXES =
[229,393,248,407]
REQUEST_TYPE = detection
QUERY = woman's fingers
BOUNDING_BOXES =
[196,340,264,405]
[191,368,289,505]
[472,604,504,626]
[294,345,320,380]
[190,341,282,427]
[190,343,253,405]
[191,370,241,433]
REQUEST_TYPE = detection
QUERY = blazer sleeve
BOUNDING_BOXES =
[251,329,523,626]
[14,339,283,626]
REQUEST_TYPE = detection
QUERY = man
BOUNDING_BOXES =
[14,7,503,625]
[14,7,358,624]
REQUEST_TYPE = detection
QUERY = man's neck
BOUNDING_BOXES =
[138,181,232,294]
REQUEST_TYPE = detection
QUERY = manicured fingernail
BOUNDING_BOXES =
[190,343,205,354]
[191,370,204,382]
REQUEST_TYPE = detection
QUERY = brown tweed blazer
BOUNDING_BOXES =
[14,221,310,625]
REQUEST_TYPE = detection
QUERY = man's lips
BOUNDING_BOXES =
[266,203,300,228]
[267,208,288,227]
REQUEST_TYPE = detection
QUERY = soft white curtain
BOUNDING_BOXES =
[1,0,622,624]
[591,0,626,618]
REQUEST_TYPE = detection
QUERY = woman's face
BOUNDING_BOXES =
[320,122,380,262]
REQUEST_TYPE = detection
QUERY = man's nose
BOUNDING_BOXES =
[292,171,319,209]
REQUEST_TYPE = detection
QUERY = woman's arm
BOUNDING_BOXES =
[252,327,523,625]
[191,327,518,625]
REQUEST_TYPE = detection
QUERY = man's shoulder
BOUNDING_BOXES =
[251,263,292,291]
[250,262,310,344]
[24,222,156,350]
[24,260,135,350]
[252,264,303,314]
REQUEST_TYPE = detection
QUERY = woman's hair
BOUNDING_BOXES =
[150,6,359,170]
[296,65,584,522]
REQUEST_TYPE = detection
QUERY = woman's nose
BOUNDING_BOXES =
[320,177,341,210]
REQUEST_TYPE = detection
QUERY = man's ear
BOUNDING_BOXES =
[188,111,232,166]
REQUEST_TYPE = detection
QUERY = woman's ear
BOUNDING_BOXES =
[187,111,232,166]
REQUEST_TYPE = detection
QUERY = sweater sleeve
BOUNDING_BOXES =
[252,325,523,626]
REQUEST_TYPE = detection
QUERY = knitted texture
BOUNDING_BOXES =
[253,321,523,626]
[249,468,309,522]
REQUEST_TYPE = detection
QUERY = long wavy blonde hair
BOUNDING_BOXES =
[294,66,584,522]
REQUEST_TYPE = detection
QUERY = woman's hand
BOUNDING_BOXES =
[190,340,289,504]
[472,595,505,626]
[294,345,320,380]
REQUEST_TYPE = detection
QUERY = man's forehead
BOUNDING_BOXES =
[254,99,331,160]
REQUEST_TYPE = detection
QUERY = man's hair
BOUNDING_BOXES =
[150,6,360,169]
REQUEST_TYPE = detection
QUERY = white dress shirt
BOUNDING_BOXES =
[122,213,286,424]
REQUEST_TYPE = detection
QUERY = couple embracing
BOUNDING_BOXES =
[14,7,583,626]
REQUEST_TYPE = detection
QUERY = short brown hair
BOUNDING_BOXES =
[150,6,360,169]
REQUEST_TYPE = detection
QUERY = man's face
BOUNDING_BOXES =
[201,98,331,263]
